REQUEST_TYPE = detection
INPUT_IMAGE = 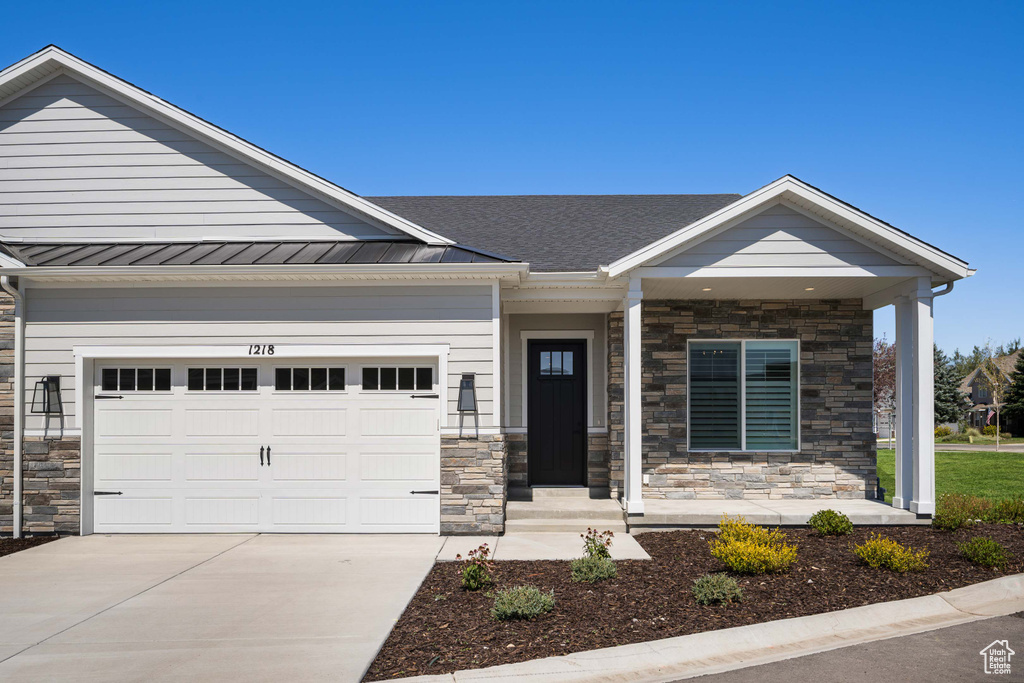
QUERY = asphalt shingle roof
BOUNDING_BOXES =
[369,194,741,272]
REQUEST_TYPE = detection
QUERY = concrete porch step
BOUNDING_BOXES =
[508,486,611,501]
[504,518,628,533]
[506,499,625,521]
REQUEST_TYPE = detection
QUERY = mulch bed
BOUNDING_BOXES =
[365,524,1024,680]
[0,535,57,558]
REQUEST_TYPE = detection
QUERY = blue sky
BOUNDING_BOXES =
[2,1,1021,355]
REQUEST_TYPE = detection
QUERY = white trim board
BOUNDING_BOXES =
[519,330,595,428]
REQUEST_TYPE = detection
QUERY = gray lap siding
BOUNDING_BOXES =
[608,299,876,500]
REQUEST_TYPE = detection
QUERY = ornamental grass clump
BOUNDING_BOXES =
[807,509,854,536]
[708,516,798,575]
[958,536,1012,570]
[490,585,555,621]
[853,534,929,572]
[692,573,743,605]
[455,543,495,591]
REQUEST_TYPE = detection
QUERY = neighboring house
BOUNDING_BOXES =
[0,47,973,537]
[959,349,1021,430]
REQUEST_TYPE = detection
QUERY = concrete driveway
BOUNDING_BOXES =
[0,533,443,682]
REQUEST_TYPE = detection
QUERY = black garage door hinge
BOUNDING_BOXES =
[94,491,123,496]
[94,395,124,399]
[410,490,439,495]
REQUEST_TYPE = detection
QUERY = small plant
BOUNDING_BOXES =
[709,516,798,574]
[991,497,1024,523]
[581,528,614,559]
[933,493,982,531]
[571,555,617,583]
[853,534,929,572]
[958,537,1012,570]
[807,509,854,536]
[490,585,555,621]
[934,425,953,438]
[455,543,495,591]
[965,427,983,438]
[691,573,743,605]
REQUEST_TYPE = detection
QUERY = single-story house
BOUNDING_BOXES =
[0,47,973,537]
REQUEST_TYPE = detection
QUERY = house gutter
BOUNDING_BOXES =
[0,276,23,538]
[932,281,954,298]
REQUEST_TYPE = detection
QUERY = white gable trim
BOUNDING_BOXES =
[604,176,971,280]
[0,46,453,245]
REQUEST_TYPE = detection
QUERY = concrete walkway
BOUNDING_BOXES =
[396,574,1024,682]
[437,532,651,561]
[0,534,443,682]
[632,498,926,528]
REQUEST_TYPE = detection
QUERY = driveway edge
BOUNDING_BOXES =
[384,573,1024,682]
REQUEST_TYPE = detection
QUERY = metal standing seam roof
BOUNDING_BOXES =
[0,241,515,267]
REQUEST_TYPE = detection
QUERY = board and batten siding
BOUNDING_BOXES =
[0,73,393,240]
[656,203,907,270]
[507,313,607,428]
[23,284,495,430]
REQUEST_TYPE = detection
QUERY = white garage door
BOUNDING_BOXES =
[91,359,441,533]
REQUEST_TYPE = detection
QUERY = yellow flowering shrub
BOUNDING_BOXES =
[853,534,929,573]
[708,516,798,574]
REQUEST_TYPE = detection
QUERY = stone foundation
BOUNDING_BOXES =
[440,434,507,534]
[505,431,609,489]
[609,299,876,500]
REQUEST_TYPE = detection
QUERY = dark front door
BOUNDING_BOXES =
[527,340,587,486]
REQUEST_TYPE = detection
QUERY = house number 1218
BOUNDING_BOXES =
[248,344,275,355]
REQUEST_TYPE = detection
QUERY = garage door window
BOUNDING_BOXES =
[362,366,433,391]
[188,367,258,391]
[275,367,345,391]
[101,368,171,392]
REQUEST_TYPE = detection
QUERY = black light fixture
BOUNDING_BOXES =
[32,375,63,415]
[457,373,477,413]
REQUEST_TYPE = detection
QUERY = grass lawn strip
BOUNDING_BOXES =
[365,524,1024,680]
[877,449,1024,503]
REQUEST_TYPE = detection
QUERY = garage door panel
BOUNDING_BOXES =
[359,407,436,436]
[269,449,348,481]
[185,496,260,526]
[185,449,261,481]
[271,496,347,526]
[96,496,173,526]
[95,408,173,437]
[95,448,174,482]
[270,408,347,436]
[360,452,436,481]
[184,409,259,437]
[360,497,438,529]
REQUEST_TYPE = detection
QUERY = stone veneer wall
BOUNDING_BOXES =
[440,434,507,534]
[609,300,876,500]
[506,432,609,489]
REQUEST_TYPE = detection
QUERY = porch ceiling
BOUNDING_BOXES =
[639,275,915,301]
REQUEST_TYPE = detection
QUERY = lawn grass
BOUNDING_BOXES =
[877,449,1024,503]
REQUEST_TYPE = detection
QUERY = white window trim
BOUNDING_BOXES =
[520,330,594,428]
[685,339,801,453]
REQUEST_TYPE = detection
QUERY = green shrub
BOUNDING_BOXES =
[571,555,617,583]
[933,494,1024,530]
[983,425,997,436]
[709,516,798,574]
[991,497,1024,524]
[456,543,495,591]
[935,425,953,438]
[692,573,743,605]
[581,528,614,559]
[490,585,555,621]
[958,537,1012,570]
[966,427,983,437]
[807,509,854,536]
[937,434,971,443]
[853,534,929,572]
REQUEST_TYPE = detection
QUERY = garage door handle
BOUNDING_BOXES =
[95,395,124,399]
[260,446,264,466]
[410,394,439,399]
[94,491,123,496]
[266,446,271,465]
[410,490,439,495]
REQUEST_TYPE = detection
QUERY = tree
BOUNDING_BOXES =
[873,337,896,444]
[1002,353,1024,436]
[934,346,971,425]
[979,357,1012,449]
[951,345,988,378]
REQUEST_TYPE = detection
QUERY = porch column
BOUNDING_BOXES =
[892,295,914,509]
[623,276,644,514]
[910,278,935,514]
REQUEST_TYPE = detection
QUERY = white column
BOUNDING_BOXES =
[623,277,644,514]
[892,295,914,509]
[491,282,502,429]
[910,278,935,515]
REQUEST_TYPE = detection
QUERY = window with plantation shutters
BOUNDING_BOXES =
[688,340,800,451]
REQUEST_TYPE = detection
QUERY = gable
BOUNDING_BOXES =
[0,73,400,241]
[653,203,907,271]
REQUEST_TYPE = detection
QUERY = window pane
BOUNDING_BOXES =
[328,368,345,390]
[222,368,240,391]
[187,368,204,391]
[551,351,563,374]
[688,343,741,450]
[311,368,328,391]
[563,352,573,375]
[540,351,551,375]
[241,368,258,391]
[275,367,291,391]
[155,369,171,391]
[363,367,379,390]
[118,368,135,391]
[398,367,415,390]
[102,369,118,392]
[293,368,310,391]
[415,367,432,391]
[380,367,397,390]
[205,368,222,391]
[137,368,154,391]
[745,341,799,450]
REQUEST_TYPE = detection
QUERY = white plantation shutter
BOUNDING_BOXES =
[744,341,799,450]
[688,343,741,450]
